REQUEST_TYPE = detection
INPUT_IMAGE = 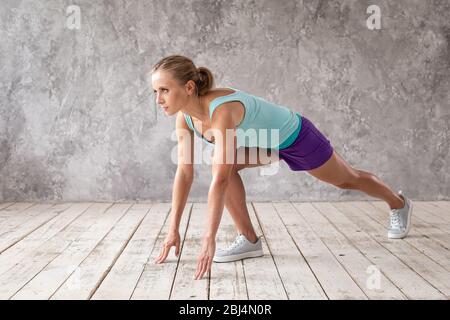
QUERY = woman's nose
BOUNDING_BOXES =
[155,94,164,105]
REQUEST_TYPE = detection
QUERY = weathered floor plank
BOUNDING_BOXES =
[357,201,450,272]
[0,203,74,254]
[343,201,450,297]
[371,201,450,250]
[131,203,192,300]
[0,203,93,276]
[257,202,327,299]
[209,206,248,300]
[332,202,446,299]
[11,203,133,300]
[170,203,209,300]
[0,203,115,299]
[91,203,170,300]
[282,202,367,300]
[244,203,288,300]
[0,203,16,211]
[299,202,407,299]
[1,201,448,300]
[51,204,151,300]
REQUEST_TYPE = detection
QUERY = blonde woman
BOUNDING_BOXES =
[151,55,412,280]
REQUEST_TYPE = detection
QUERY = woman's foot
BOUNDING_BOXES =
[390,195,405,210]
[213,234,264,263]
[241,232,258,244]
[388,191,413,239]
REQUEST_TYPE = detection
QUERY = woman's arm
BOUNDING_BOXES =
[169,167,194,231]
[170,111,195,231]
[155,112,194,264]
[195,105,237,280]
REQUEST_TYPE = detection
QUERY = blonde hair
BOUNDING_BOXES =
[151,55,214,96]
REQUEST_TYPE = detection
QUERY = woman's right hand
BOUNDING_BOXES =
[155,230,181,264]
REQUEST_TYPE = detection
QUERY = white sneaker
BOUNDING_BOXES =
[213,234,264,263]
[388,190,413,239]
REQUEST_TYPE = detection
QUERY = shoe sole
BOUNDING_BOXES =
[213,249,264,263]
[388,199,413,239]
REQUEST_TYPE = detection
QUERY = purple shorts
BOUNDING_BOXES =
[277,114,334,171]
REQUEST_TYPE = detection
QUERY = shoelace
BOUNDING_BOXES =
[390,211,401,229]
[227,236,246,251]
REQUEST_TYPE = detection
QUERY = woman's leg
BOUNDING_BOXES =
[224,169,258,243]
[223,147,279,243]
[307,150,404,210]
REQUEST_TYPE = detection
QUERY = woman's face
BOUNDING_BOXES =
[151,70,190,116]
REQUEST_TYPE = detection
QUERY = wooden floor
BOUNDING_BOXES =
[0,201,449,300]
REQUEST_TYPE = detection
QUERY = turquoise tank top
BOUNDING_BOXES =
[183,87,302,150]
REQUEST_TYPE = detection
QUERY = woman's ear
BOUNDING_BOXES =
[185,80,197,96]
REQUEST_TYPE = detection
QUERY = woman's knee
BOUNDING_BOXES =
[336,181,356,189]
[330,167,359,189]
[232,147,277,172]
[336,169,374,189]
[232,163,246,172]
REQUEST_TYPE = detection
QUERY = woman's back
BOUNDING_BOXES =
[183,87,302,150]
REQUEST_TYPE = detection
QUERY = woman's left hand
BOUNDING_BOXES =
[194,237,216,280]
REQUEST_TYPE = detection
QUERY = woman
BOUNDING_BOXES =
[151,55,413,280]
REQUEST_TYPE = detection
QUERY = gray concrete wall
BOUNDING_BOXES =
[1,0,449,202]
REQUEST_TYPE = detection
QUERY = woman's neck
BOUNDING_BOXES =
[183,94,209,122]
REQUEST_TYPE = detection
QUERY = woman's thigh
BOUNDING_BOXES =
[233,147,281,171]
[306,150,359,186]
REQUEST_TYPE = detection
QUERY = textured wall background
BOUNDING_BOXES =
[1,0,449,202]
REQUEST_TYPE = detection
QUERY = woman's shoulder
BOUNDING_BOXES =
[206,88,245,128]
[205,87,238,100]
